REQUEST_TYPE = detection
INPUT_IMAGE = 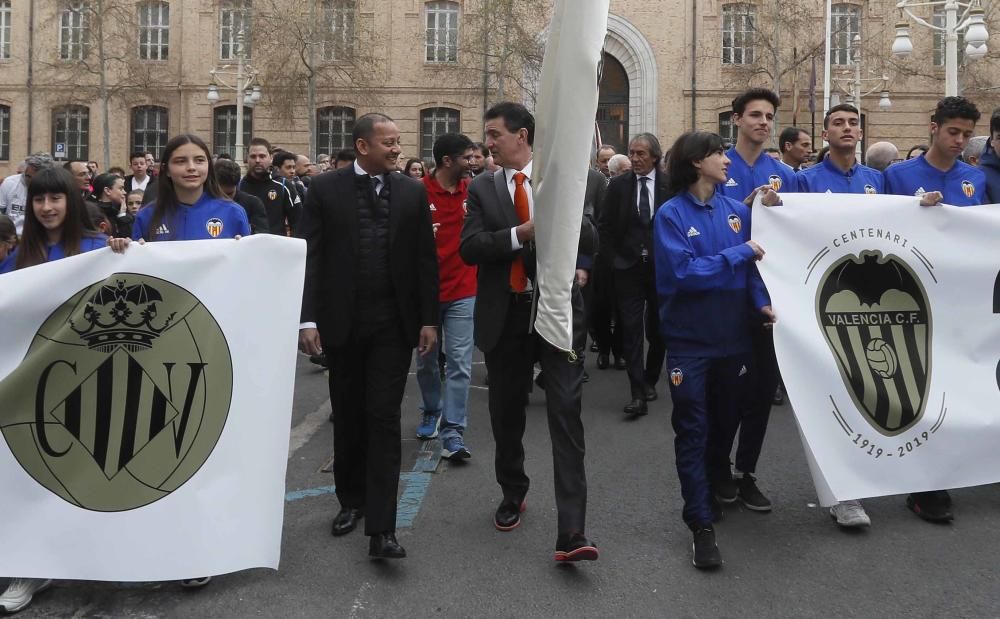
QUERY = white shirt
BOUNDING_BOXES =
[506,160,534,250]
[635,169,656,220]
[0,174,27,235]
[131,174,151,192]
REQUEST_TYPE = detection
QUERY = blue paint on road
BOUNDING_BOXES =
[285,485,337,502]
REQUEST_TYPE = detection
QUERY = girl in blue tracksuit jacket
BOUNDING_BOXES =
[653,131,776,570]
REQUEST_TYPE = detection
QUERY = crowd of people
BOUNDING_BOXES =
[0,87,996,611]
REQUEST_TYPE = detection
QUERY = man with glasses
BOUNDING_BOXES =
[0,153,55,235]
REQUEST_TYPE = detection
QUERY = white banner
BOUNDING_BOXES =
[0,236,304,581]
[755,194,1000,505]
[532,0,609,351]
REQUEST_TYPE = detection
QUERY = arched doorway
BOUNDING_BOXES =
[597,53,629,152]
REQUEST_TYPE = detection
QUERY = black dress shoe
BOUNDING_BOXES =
[614,357,627,370]
[494,498,526,531]
[554,532,599,562]
[643,386,658,402]
[597,354,610,370]
[330,507,363,536]
[623,398,648,417]
[368,532,407,559]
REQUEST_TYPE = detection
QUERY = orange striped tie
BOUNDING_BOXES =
[509,171,530,292]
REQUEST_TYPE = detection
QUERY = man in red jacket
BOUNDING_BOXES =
[415,133,479,460]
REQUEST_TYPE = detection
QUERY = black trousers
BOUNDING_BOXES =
[483,289,588,535]
[586,257,623,358]
[614,261,666,398]
[327,325,413,535]
[710,323,779,480]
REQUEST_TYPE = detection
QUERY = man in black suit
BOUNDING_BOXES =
[460,102,598,563]
[597,133,668,417]
[298,113,439,560]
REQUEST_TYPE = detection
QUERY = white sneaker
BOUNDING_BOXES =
[830,500,871,527]
[0,578,52,613]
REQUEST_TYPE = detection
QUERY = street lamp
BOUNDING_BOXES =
[206,24,260,164]
[892,0,990,96]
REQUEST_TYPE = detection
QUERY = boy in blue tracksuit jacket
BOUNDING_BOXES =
[653,130,774,570]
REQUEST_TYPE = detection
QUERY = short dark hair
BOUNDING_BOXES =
[823,103,860,129]
[272,150,297,169]
[129,151,147,163]
[432,132,474,167]
[732,88,781,116]
[216,153,233,160]
[484,102,535,146]
[990,107,1000,136]
[352,113,395,148]
[473,142,490,157]
[665,131,727,199]
[335,148,356,163]
[215,158,242,186]
[629,132,663,164]
[779,127,808,152]
[932,96,981,126]
[249,137,272,151]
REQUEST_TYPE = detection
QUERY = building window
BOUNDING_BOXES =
[317,106,356,155]
[53,105,90,161]
[719,111,737,146]
[59,2,89,61]
[0,1,12,60]
[425,1,458,63]
[131,106,169,161]
[213,105,253,160]
[220,1,251,60]
[831,3,860,66]
[721,3,755,65]
[420,107,459,159]
[322,0,355,61]
[932,9,965,67]
[0,105,9,160]
[138,1,170,61]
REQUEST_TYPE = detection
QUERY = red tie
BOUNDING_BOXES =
[509,172,530,292]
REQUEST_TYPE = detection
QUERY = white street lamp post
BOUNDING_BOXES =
[206,23,261,165]
[892,0,990,97]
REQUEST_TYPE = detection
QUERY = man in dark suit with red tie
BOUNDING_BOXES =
[460,102,598,563]
[597,133,668,417]
[298,113,439,560]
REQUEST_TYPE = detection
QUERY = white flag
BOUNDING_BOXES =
[532,0,610,351]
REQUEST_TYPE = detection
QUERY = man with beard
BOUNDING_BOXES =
[240,138,302,236]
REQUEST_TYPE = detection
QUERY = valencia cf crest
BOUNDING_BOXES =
[816,251,931,436]
[0,276,233,511]
[962,180,976,198]
[670,368,684,386]
[728,214,742,233]
[268,189,278,201]
[864,184,877,195]
[206,217,224,238]
[768,175,782,191]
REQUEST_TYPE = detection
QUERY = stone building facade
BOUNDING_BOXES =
[0,0,996,175]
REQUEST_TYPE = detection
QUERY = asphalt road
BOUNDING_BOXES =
[13,352,1000,617]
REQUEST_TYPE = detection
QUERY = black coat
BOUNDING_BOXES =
[597,168,669,270]
[298,166,439,348]
[233,190,270,234]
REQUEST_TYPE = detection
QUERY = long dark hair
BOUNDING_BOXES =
[16,167,97,269]
[147,134,223,240]
[92,173,123,202]
[665,131,727,200]
[403,158,425,178]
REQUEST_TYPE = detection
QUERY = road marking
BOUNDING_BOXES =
[285,485,336,502]
[347,581,373,619]
[288,399,331,457]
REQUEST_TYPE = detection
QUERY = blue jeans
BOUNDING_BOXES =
[415,296,475,442]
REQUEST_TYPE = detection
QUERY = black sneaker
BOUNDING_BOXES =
[691,526,722,569]
[712,475,738,504]
[907,490,953,523]
[738,474,772,512]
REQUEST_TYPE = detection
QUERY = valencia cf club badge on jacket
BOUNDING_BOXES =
[206,217,224,238]
[864,184,877,195]
[728,214,742,234]
[670,368,684,386]
[768,175,782,191]
[816,250,931,436]
[268,189,278,201]
[0,275,233,511]
[962,180,976,198]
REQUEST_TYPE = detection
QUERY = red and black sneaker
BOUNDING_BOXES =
[494,498,526,531]
[554,533,599,562]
